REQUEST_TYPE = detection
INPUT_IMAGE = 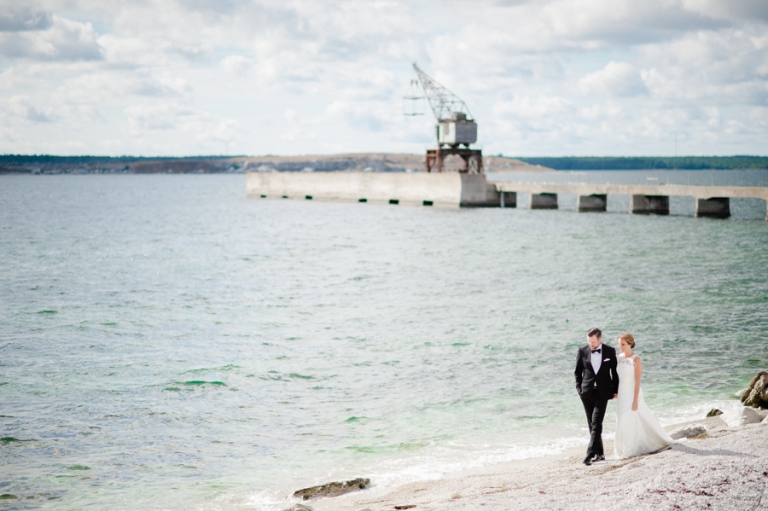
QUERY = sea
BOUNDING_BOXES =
[1,170,767,511]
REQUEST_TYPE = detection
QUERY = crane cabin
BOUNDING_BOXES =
[437,112,478,146]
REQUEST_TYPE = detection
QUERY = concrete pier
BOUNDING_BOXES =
[530,193,558,209]
[492,181,768,220]
[247,171,501,208]
[695,197,730,218]
[500,191,517,208]
[248,174,768,219]
[631,195,670,215]
[577,194,607,212]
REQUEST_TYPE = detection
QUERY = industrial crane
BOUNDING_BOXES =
[406,63,483,173]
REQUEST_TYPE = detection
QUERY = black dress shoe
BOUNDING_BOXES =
[592,454,605,462]
[582,455,593,466]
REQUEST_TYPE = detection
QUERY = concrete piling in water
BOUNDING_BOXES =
[530,193,558,209]
[631,195,669,215]
[500,191,517,208]
[695,197,730,218]
[577,194,607,212]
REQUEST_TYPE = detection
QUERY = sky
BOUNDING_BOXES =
[0,0,767,157]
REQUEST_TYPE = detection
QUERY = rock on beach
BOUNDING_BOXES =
[723,406,764,427]
[741,371,768,409]
[293,478,370,501]
[669,424,707,439]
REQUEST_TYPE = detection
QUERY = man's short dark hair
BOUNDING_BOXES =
[587,327,602,339]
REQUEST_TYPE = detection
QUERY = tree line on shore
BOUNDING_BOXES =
[515,156,768,170]
[2,154,767,173]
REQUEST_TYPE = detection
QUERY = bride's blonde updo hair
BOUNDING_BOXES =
[618,332,635,348]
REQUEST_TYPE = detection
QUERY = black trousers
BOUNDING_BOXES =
[579,388,608,456]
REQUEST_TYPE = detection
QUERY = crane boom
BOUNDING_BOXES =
[412,63,473,122]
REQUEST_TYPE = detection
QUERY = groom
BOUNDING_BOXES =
[574,327,619,466]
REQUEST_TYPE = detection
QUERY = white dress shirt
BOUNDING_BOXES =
[590,343,603,374]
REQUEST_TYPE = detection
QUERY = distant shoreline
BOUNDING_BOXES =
[2,154,768,175]
[0,153,547,174]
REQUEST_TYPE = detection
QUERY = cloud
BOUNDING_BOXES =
[539,0,728,45]
[640,26,768,106]
[579,62,648,98]
[682,0,768,22]
[126,103,195,131]
[125,101,240,145]
[0,7,53,32]
[0,0,767,156]
[4,95,55,122]
[221,55,252,76]
[0,15,102,60]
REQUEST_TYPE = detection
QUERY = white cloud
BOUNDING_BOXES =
[5,95,55,122]
[221,55,252,75]
[0,0,766,156]
[579,61,648,98]
[0,15,102,61]
[124,101,240,148]
[0,7,52,32]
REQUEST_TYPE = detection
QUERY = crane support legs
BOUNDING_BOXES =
[426,147,483,174]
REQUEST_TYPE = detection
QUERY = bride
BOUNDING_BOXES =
[614,332,676,458]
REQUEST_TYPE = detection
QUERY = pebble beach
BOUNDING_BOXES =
[307,414,768,511]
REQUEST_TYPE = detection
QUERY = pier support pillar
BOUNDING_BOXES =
[530,192,558,209]
[631,195,669,215]
[577,194,607,212]
[695,197,730,218]
[500,191,517,208]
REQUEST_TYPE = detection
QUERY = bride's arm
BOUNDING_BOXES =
[632,357,643,411]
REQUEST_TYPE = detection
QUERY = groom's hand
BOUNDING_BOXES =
[611,394,618,400]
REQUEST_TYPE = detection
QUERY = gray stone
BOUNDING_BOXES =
[741,372,768,409]
[293,478,370,501]
[723,406,763,427]
[670,425,708,439]
[706,408,723,417]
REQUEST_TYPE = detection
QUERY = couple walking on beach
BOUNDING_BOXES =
[575,327,676,465]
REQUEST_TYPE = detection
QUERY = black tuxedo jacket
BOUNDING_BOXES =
[574,343,619,400]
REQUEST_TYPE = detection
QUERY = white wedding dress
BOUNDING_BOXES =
[614,354,676,458]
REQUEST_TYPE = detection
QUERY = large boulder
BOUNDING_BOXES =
[741,372,768,409]
[723,406,763,427]
[293,478,370,501]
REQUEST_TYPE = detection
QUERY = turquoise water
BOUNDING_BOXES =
[1,173,767,510]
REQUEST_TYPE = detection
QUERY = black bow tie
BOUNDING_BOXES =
[591,348,601,354]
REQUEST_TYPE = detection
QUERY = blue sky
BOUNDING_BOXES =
[1,0,767,157]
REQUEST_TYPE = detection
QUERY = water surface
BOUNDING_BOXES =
[1,173,767,510]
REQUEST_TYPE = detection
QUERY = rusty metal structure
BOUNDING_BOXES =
[410,63,483,173]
